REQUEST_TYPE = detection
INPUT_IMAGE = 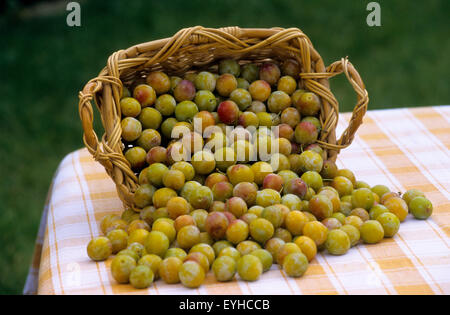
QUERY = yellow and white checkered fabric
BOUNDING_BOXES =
[24,106,450,295]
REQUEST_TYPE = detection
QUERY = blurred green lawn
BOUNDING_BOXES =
[0,0,449,294]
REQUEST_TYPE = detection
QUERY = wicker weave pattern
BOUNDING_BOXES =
[78,26,369,208]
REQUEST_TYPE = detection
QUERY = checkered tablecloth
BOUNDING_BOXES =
[24,106,450,295]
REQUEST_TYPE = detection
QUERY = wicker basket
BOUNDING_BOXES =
[78,26,369,209]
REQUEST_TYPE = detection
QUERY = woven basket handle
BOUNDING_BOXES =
[79,74,139,206]
[78,78,122,174]
[326,57,369,148]
[79,80,105,164]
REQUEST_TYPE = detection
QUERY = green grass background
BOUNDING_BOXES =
[0,0,448,294]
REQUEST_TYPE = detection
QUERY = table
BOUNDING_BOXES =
[24,106,450,295]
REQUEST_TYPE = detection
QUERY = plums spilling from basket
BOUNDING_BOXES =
[86,59,433,289]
